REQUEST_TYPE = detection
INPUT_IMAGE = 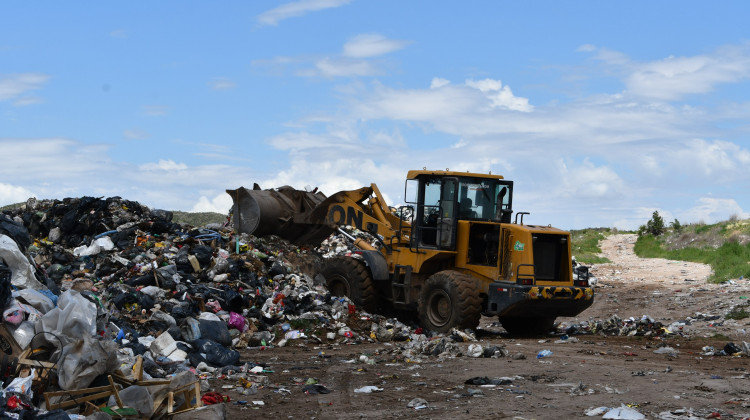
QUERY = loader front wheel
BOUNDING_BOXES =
[418,271,481,333]
[321,257,377,313]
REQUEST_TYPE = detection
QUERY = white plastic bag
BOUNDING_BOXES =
[37,290,97,348]
[72,236,115,257]
[13,288,55,314]
[10,321,36,350]
[0,234,45,290]
[4,369,35,397]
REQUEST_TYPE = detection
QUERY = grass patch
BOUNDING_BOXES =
[571,228,611,264]
[0,202,26,212]
[726,306,750,320]
[635,229,750,283]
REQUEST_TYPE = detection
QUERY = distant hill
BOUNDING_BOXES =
[170,210,227,227]
[2,200,227,229]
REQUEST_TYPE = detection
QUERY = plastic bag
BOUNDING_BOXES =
[0,215,31,251]
[191,338,239,367]
[72,236,115,257]
[180,317,201,342]
[0,234,45,290]
[57,336,119,390]
[37,289,97,348]
[0,262,12,309]
[228,312,246,332]
[11,321,36,349]
[3,300,25,326]
[13,288,55,314]
[4,369,35,396]
[109,385,154,418]
[198,319,231,347]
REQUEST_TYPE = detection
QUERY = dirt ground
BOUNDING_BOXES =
[214,234,750,419]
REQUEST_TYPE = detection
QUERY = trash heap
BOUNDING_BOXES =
[0,196,478,418]
[562,314,674,337]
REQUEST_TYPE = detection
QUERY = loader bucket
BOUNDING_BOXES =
[226,185,330,245]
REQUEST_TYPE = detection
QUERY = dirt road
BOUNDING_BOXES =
[217,234,750,419]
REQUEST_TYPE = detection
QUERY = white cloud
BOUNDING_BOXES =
[556,159,626,199]
[256,34,406,79]
[12,96,44,106]
[257,0,351,26]
[209,77,236,90]
[109,29,127,39]
[587,43,750,101]
[191,194,233,214]
[679,197,750,224]
[123,129,150,140]
[0,183,35,205]
[141,105,169,117]
[303,57,378,78]
[0,138,112,179]
[466,78,533,112]
[138,160,188,171]
[430,78,450,88]
[450,138,468,149]
[0,73,49,103]
[342,33,408,58]
[354,78,533,123]
[0,138,254,214]
[658,139,750,184]
[261,157,402,201]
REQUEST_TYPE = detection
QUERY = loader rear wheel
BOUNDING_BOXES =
[321,257,377,313]
[418,271,481,333]
[499,316,556,336]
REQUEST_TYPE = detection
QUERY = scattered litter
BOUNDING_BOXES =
[536,349,553,359]
[601,404,646,419]
[407,398,429,409]
[354,385,384,393]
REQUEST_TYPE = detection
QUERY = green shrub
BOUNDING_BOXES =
[726,306,750,320]
[640,211,665,237]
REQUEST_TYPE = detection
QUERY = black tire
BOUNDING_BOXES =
[499,316,556,336]
[321,257,377,312]
[418,270,481,333]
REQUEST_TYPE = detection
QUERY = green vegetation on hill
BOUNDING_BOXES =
[0,202,25,212]
[570,228,612,264]
[634,213,750,283]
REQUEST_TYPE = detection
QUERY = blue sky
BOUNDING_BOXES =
[2,1,750,230]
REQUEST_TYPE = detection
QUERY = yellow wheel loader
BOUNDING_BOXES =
[228,170,594,334]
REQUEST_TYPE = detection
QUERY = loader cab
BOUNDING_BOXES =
[405,170,513,250]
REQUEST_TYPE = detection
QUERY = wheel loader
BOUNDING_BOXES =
[227,170,594,334]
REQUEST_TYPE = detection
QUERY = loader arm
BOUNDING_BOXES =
[296,185,410,248]
[227,184,410,249]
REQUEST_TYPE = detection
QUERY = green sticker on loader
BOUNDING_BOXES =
[514,240,524,251]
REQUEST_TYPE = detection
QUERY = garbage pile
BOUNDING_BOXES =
[0,196,476,418]
[563,314,673,337]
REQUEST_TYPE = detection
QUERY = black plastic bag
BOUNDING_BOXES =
[0,214,31,251]
[198,319,231,347]
[191,339,240,367]
[220,289,244,313]
[191,245,213,266]
[0,263,12,309]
